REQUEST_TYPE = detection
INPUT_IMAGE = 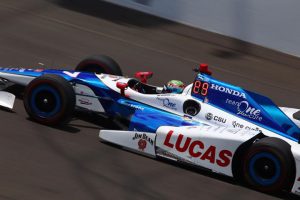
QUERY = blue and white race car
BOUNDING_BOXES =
[0,55,299,196]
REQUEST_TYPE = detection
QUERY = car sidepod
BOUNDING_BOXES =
[155,125,260,177]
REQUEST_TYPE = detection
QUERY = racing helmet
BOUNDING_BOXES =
[163,80,185,94]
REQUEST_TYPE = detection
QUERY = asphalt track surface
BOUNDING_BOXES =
[0,0,300,200]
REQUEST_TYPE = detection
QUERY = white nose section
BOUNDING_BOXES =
[0,91,15,109]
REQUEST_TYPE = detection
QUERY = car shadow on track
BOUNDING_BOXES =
[26,117,81,133]
[49,0,253,60]
[0,107,15,113]
[49,0,174,28]
[102,140,299,200]
[71,110,125,130]
[162,159,299,200]
[25,110,123,134]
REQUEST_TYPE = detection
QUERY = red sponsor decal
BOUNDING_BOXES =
[163,130,232,167]
[138,139,147,151]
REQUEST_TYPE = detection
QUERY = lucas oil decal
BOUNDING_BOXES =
[163,131,232,167]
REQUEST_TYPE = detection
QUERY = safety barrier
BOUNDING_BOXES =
[105,0,300,57]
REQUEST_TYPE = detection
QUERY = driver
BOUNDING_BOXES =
[163,80,185,94]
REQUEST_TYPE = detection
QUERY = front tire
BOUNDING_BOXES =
[23,74,75,126]
[242,137,295,193]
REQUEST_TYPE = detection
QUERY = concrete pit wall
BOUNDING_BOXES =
[104,0,300,57]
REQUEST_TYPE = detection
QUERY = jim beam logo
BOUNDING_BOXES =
[132,132,154,151]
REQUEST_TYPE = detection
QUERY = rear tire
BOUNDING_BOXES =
[23,74,75,126]
[76,55,122,75]
[242,137,295,193]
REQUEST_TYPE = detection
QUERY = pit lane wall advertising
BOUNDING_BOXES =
[103,0,300,57]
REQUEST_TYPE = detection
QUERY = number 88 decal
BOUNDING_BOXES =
[193,80,209,96]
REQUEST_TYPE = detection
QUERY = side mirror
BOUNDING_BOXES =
[116,82,128,96]
[134,71,153,84]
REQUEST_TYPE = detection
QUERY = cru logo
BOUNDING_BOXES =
[132,132,154,151]
[163,130,232,167]
[226,99,263,121]
[157,98,177,110]
[211,84,246,99]
[205,113,227,123]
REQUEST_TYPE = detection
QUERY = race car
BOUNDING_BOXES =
[0,55,299,196]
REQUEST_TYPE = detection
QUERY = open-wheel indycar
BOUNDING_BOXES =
[0,55,299,196]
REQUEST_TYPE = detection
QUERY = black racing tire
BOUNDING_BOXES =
[23,74,76,126]
[75,55,123,75]
[242,137,295,193]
